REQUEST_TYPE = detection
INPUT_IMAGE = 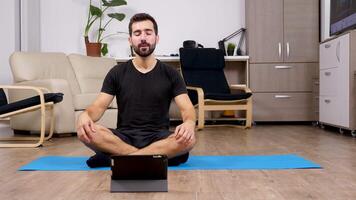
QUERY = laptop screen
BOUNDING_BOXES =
[111,155,168,180]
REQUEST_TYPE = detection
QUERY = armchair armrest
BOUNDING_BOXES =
[0,85,49,119]
[8,79,76,133]
[186,86,205,106]
[229,84,252,93]
[186,86,204,95]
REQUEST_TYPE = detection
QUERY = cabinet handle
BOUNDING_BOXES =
[275,65,292,69]
[325,44,331,48]
[286,42,290,58]
[336,41,340,62]
[324,71,331,76]
[324,99,331,104]
[278,42,282,58]
[274,95,291,99]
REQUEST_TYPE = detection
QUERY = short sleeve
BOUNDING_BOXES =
[101,67,117,95]
[170,67,187,98]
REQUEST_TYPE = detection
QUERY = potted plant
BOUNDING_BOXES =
[227,42,236,56]
[84,0,127,57]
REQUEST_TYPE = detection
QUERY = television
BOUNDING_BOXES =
[330,0,356,36]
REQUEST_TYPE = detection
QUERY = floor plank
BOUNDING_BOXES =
[1,124,356,199]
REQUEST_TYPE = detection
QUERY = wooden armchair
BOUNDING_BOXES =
[0,86,63,147]
[179,48,253,130]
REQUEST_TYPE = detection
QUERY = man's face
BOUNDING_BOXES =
[129,20,159,57]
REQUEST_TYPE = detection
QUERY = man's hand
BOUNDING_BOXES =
[76,112,96,144]
[174,120,196,145]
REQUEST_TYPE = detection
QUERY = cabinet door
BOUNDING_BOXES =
[246,0,284,63]
[283,0,319,62]
[319,67,339,96]
[320,39,339,69]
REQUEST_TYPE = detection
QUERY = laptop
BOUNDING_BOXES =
[110,155,168,192]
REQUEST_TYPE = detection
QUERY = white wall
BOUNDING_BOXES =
[21,0,41,52]
[0,1,19,85]
[40,0,245,57]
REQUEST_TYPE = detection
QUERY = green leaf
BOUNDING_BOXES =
[102,0,127,7]
[90,5,102,17]
[107,13,125,21]
[101,43,108,56]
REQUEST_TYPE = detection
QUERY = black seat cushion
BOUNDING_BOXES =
[180,48,231,95]
[205,92,252,101]
[0,89,7,107]
[180,48,253,105]
[0,93,63,115]
[188,90,252,105]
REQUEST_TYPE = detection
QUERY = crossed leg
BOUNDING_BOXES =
[81,124,196,158]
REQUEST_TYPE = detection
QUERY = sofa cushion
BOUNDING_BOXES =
[111,97,118,108]
[73,93,97,110]
[74,93,117,110]
[10,52,81,95]
[68,54,117,94]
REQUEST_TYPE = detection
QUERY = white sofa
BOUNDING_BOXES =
[8,52,119,134]
[9,52,182,135]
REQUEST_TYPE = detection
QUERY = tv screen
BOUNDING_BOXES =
[330,0,356,36]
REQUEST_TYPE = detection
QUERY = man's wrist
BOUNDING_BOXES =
[184,119,196,127]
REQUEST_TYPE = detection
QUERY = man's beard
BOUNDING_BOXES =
[132,41,156,57]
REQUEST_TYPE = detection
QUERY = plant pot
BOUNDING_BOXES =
[85,42,102,57]
[84,36,101,57]
[227,49,234,56]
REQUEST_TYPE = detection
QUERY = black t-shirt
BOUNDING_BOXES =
[101,59,187,133]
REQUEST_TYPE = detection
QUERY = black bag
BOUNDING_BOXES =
[183,40,204,48]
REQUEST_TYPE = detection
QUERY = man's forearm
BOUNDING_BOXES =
[85,105,105,122]
[181,108,196,126]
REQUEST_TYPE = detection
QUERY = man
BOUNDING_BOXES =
[77,13,196,167]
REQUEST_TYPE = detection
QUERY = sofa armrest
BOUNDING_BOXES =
[9,79,76,133]
[13,79,74,106]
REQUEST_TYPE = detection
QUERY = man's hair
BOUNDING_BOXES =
[128,13,158,36]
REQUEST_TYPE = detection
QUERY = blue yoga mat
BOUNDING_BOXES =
[19,154,321,171]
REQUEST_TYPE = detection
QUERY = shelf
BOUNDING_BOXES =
[114,55,249,62]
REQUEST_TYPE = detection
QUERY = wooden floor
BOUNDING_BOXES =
[1,124,356,199]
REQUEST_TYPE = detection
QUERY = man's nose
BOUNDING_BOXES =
[139,32,148,40]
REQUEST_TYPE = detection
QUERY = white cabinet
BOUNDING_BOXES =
[319,31,356,130]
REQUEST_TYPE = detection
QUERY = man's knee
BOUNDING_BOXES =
[175,136,196,152]
[88,124,113,146]
[95,124,110,133]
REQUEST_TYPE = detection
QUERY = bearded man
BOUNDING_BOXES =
[76,13,196,168]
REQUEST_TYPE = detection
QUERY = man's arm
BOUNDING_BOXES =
[77,92,114,143]
[86,92,114,122]
[174,93,196,144]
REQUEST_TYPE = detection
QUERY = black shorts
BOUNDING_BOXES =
[109,128,171,149]
[109,128,189,166]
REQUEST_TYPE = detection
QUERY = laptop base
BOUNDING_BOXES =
[110,179,168,192]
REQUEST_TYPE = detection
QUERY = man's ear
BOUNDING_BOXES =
[156,35,160,44]
[128,37,133,46]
